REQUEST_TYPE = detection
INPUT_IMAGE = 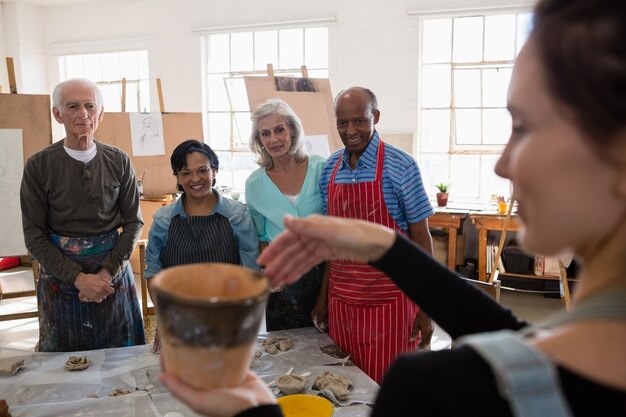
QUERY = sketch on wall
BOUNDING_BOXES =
[0,129,27,256]
[130,112,165,156]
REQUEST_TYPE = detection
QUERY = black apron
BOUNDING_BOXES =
[161,214,240,267]
[266,263,323,331]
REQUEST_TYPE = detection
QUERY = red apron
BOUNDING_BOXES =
[327,141,420,384]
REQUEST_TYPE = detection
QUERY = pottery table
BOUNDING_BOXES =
[0,327,378,416]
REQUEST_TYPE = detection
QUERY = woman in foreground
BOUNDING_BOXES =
[161,0,626,415]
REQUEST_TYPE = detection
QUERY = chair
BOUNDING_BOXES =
[137,240,155,317]
[0,258,39,321]
[558,260,572,310]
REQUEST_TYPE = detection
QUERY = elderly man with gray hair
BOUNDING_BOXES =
[20,78,145,352]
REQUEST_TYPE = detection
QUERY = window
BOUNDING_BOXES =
[418,12,532,200]
[202,27,329,192]
[58,50,150,112]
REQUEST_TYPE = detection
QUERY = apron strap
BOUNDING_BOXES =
[529,287,626,330]
[458,287,626,417]
[459,331,573,417]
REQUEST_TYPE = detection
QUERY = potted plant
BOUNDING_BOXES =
[435,183,450,207]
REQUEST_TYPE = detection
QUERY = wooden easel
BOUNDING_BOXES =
[0,57,49,321]
[244,64,342,154]
[156,78,165,112]
[467,198,518,302]
[5,57,18,94]
[486,198,571,308]
[120,77,165,112]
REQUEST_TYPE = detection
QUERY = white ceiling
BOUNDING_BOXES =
[1,0,134,6]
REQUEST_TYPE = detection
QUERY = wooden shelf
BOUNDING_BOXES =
[469,213,577,284]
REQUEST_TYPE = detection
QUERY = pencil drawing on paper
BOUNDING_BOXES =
[130,112,166,156]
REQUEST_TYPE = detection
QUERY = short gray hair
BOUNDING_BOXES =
[249,98,306,169]
[335,86,378,112]
[52,78,103,115]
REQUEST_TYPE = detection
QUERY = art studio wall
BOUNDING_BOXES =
[1,0,532,140]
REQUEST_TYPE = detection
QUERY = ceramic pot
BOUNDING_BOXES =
[151,263,269,390]
[436,192,448,207]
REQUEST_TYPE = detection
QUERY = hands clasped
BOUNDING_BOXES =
[75,268,115,303]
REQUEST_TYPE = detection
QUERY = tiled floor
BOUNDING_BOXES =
[0,268,564,352]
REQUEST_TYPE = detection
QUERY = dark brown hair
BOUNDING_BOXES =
[532,0,626,145]
[171,139,219,192]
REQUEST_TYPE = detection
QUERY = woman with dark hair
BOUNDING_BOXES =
[160,0,626,415]
[145,139,258,350]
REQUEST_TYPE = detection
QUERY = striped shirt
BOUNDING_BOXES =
[319,132,433,234]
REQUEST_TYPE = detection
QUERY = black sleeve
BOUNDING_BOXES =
[234,404,283,417]
[370,233,527,339]
[372,348,514,417]
[372,343,626,417]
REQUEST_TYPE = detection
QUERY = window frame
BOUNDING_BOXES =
[199,21,332,191]
[415,7,532,200]
[56,49,151,113]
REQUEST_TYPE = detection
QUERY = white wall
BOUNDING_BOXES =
[1,2,47,93]
[3,0,532,134]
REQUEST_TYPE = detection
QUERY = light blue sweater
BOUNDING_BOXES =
[245,155,326,243]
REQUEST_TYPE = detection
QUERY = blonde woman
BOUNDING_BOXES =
[245,99,328,331]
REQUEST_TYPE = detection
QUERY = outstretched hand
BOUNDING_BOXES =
[161,370,276,417]
[257,214,396,289]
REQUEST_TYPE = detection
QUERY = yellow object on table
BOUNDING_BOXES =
[277,394,334,417]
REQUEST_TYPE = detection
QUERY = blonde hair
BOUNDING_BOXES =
[249,99,306,169]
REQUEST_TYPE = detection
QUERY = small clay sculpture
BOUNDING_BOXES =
[109,388,133,397]
[313,371,352,401]
[263,336,294,354]
[320,343,348,359]
[276,374,305,395]
[277,339,293,351]
[0,358,24,377]
[64,356,89,371]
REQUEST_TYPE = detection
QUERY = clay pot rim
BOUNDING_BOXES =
[151,262,269,306]
[152,285,270,308]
